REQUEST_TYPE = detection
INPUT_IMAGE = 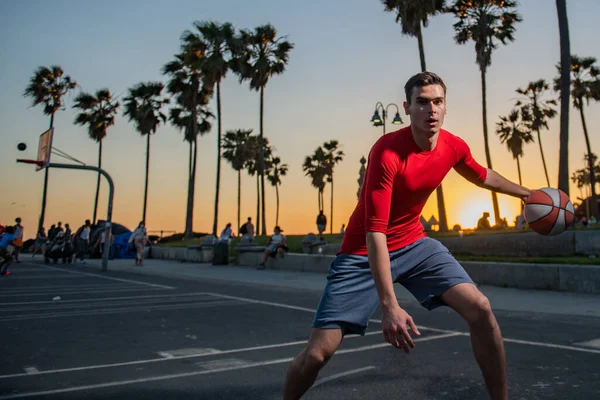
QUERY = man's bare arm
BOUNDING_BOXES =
[366,232,420,352]
[476,169,531,201]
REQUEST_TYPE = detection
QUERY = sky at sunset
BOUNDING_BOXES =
[1,0,599,240]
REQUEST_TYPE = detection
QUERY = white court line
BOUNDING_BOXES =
[23,367,38,375]
[0,300,246,322]
[0,330,384,379]
[312,366,376,389]
[0,287,166,298]
[206,292,600,354]
[38,265,174,289]
[0,333,458,399]
[504,338,600,355]
[3,292,215,306]
[0,284,134,293]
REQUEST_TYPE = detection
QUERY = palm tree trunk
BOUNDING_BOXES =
[579,104,597,218]
[184,85,199,240]
[330,176,334,234]
[259,87,267,235]
[536,129,551,187]
[275,183,280,227]
[142,133,151,223]
[480,68,501,225]
[185,141,193,237]
[92,140,102,225]
[516,157,523,186]
[212,81,222,236]
[256,174,260,234]
[416,24,426,73]
[556,0,571,196]
[417,23,448,232]
[38,112,55,232]
[237,170,241,235]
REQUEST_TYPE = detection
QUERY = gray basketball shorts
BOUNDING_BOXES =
[312,237,474,335]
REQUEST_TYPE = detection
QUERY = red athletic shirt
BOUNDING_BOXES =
[340,127,487,255]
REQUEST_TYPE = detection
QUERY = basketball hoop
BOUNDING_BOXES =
[16,158,45,168]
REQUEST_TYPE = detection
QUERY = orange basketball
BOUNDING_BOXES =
[524,188,574,236]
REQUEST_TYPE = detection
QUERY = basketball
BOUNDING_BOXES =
[17,142,27,151]
[524,188,574,236]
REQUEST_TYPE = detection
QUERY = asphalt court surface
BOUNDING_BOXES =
[1,262,600,399]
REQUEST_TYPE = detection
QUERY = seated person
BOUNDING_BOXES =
[257,226,288,269]
[476,212,492,230]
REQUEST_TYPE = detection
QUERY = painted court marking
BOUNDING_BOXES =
[0,333,458,399]
[573,338,600,350]
[0,330,385,379]
[38,264,175,289]
[312,366,376,389]
[3,292,217,306]
[23,367,38,375]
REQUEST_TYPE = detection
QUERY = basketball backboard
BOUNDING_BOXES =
[36,128,53,171]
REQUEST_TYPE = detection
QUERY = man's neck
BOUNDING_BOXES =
[410,126,440,151]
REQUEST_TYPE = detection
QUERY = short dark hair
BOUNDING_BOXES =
[404,72,447,104]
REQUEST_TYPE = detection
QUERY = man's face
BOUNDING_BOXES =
[403,84,447,136]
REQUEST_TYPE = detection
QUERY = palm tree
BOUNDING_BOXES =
[23,65,77,231]
[123,82,169,223]
[554,55,600,217]
[222,129,253,233]
[246,135,273,233]
[168,85,213,240]
[183,21,237,236]
[556,0,571,195]
[322,140,344,234]
[232,24,294,235]
[163,41,209,240]
[303,147,328,216]
[73,89,119,225]
[267,156,289,227]
[448,0,522,226]
[496,109,534,188]
[515,80,557,187]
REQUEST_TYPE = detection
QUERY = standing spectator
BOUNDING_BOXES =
[55,222,64,236]
[32,227,48,259]
[64,223,72,243]
[316,211,327,240]
[75,220,91,263]
[0,226,16,275]
[13,217,24,263]
[95,228,113,258]
[476,212,492,230]
[128,222,148,266]
[340,224,346,236]
[48,224,57,241]
[240,217,255,240]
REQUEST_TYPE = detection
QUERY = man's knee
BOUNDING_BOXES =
[301,344,335,370]
[465,294,495,327]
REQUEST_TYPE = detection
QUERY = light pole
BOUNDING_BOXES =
[370,102,403,135]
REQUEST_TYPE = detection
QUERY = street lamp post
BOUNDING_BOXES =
[370,102,403,135]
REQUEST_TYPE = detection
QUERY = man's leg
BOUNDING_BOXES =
[441,283,508,400]
[283,328,343,400]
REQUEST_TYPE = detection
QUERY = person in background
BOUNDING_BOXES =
[476,212,492,230]
[13,217,24,263]
[64,223,72,243]
[32,227,48,259]
[0,226,16,275]
[257,226,288,269]
[220,223,233,242]
[316,211,327,240]
[129,222,148,266]
[48,224,57,241]
[240,217,255,240]
[75,219,91,264]
[340,224,346,236]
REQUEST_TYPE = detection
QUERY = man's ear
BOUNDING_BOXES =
[403,101,410,115]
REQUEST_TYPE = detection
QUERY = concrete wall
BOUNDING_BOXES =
[236,252,600,294]
[151,246,212,263]
[321,231,600,257]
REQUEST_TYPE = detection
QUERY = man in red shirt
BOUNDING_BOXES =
[283,72,530,400]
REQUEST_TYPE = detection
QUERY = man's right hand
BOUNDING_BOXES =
[381,303,420,353]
